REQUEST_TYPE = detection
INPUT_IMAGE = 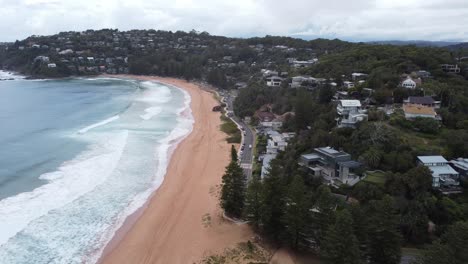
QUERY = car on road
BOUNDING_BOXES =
[249,144,252,149]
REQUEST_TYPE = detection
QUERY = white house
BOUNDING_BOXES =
[402,77,417,89]
[290,76,317,88]
[266,76,283,87]
[47,63,57,68]
[351,73,368,81]
[336,100,368,128]
[417,156,460,188]
[343,81,355,89]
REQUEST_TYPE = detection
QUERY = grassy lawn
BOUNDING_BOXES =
[386,123,445,154]
[363,171,386,187]
[220,114,241,144]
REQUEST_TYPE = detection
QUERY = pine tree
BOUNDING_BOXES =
[312,185,337,246]
[281,175,311,249]
[366,195,402,264]
[259,162,286,240]
[244,174,262,228]
[220,148,246,218]
[321,209,362,264]
[230,145,238,161]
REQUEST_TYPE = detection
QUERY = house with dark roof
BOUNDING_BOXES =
[299,147,362,186]
[404,96,440,108]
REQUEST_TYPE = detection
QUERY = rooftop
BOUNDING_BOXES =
[407,96,435,105]
[430,165,459,176]
[339,100,361,107]
[403,104,436,116]
[418,156,448,164]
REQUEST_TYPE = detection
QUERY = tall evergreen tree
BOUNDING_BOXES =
[260,162,286,240]
[220,148,246,218]
[244,174,262,228]
[281,175,311,249]
[366,195,402,264]
[312,185,337,246]
[321,209,362,264]
[230,145,238,161]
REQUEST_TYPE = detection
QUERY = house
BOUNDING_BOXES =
[299,147,362,186]
[404,96,440,109]
[262,69,278,77]
[290,76,317,88]
[343,81,355,89]
[47,63,57,68]
[266,76,283,87]
[417,156,460,189]
[255,111,275,122]
[336,100,368,128]
[402,77,417,89]
[351,73,367,81]
[450,158,468,178]
[441,64,460,73]
[403,104,437,119]
[416,70,431,79]
[34,56,50,63]
[261,131,294,178]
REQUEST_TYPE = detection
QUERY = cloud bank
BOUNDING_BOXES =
[0,0,467,42]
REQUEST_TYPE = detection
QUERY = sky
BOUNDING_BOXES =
[0,0,467,42]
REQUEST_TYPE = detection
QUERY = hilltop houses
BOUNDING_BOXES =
[417,156,460,192]
[290,76,318,89]
[299,147,362,186]
[336,100,368,128]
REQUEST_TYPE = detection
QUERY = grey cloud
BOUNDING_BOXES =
[0,0,466,42]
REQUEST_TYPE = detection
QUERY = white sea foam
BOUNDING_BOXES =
[0,131,128,246]
[78,115,120,134]
[0,70,25,80]
[137,81,172,103]
[140,107,162,120]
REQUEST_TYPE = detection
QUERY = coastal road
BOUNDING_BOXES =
[224,92,255,180]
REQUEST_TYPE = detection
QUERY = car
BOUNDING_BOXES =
[249,144,252,149]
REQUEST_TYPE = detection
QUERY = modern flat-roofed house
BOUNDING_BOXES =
[336,100,368,128]
[299,147,362,186]
[441,64,460,74]
[290,76,317,88]
[417,156,460,188]
[47,63,57,68]
[403,104,438,119]
[450,158,468,178]
[266,76,283,87]
[404,96,441,109]
[351,73,368,81]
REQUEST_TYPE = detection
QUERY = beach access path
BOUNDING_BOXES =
[99,76,252,264]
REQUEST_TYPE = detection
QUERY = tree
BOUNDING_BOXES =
[366,196,402,264]
[311,185,337,246]
[220,149,246,218]
[230,145,238,161]
[244,174,262,228]
[417,221,468,264]
[281,175,311,249]
[321,209,362,264]
[260,162,286,240]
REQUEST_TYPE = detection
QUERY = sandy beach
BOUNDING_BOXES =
[100,76,252,264]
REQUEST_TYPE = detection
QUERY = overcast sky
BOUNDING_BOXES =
[1,0,467,42]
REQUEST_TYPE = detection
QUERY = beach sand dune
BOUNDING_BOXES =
[100,76,252,264]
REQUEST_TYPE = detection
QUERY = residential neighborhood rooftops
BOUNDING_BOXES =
[450,158,468,170]
[418,156,448,164]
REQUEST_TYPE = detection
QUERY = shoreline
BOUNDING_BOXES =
[99,75,252,264]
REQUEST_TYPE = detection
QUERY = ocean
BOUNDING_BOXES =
[0,74,193,263]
